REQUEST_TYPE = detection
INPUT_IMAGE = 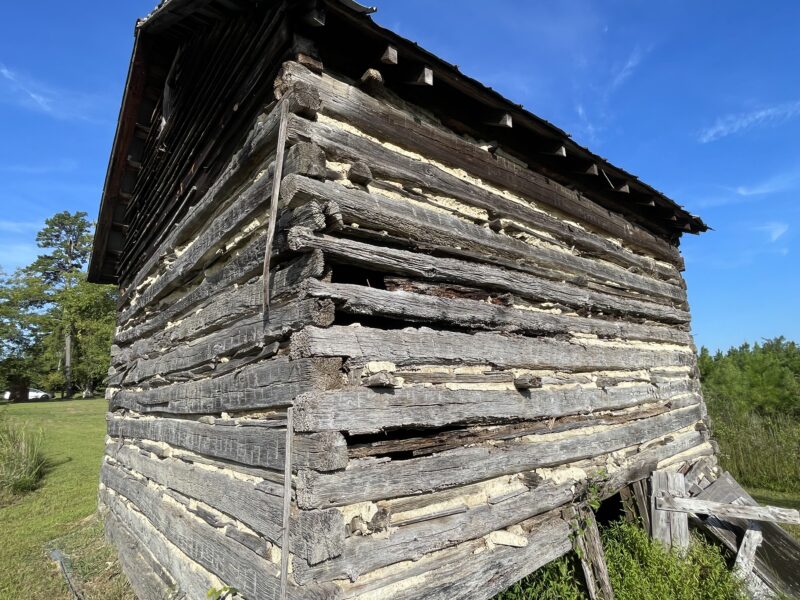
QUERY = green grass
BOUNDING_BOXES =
[495,521,746,600]
[0,411,48,495]
[706,399,800,493]
[0,398,132,598]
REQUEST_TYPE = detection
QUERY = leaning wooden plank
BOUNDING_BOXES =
[107,442,344,565]
[107,414,347,472]
[288,229,690,324]
[283,175,686,303]
[734,524,763,578]
[291,325,694,371]
[101,463,338,600]
[656,496,800,525]
[296,404,702,508]
[125,83,321,296]
[295,480,574,584]
[112,357,342,415]
[304,280,691,345]
[278,62,683,266]
[103,509,181,600]
[101,489,223,600]
[568,505,614,600]
[293,380,695,434]
[650,470,689,550]
[118,299,333,384]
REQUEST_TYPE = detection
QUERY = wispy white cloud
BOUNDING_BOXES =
[698,100,800,143]
[609,46,646,92]
[0,62,107,123]
[755,222,789,243]
[732,170,800,197]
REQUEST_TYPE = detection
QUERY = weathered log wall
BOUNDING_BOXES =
[102,55,710,600]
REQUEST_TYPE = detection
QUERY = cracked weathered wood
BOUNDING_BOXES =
[291,325,694,371]
[650,470,689,550]
[304,278,691,346]
[297,404,702,507]
[288,229,690,324]
[278,62,683,266]
[294,380,695,434]
[107,414,347,472]
[112,356,342,415]
[283,175,685,303]
[107,441,344,565]
[657,496,800,525]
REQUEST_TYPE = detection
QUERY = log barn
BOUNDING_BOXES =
[89,1,711,598]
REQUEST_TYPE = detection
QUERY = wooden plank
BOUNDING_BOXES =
[116,244,325,346]
[734,524,763,577]
[291,325,694,371]
[294,380,695,434]
[107,414,347,472]
[296,404,702,508]
[279,407,293,599]
[100,463,336,600]
[278,62,684,265]
[112,357,342,415]
[107,442,344,565]
[656,496,800,525]
[650,470,689,549]
[283,175,686,303]
[342,511,571,600]
[289,229,690,324]
[305,280,691,345]
[573,506,615,600]
[295,480,572,584]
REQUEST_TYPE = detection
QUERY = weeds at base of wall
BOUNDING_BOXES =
[494,520,747,600]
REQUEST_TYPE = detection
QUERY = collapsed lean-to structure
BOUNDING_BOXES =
[89,1,710,598]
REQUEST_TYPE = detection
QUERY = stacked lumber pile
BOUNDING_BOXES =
[101,58,712,599]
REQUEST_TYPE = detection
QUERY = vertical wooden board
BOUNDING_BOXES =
[650,470,689,550]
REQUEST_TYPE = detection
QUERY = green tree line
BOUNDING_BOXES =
[0,212,116,400]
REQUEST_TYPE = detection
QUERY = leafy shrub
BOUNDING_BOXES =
[494,520,745,600]
[0,411,48,495]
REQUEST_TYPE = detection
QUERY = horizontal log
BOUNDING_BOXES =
[279,62,683,266]
[283,175,685,303]
[304,280,692,345]
[656,497,800,525]
[122,171,274,324]
[108,442,344,565]
[101,490,222,600]
[294,379,694,434]
[288,229,690,324]
[125,84,321,295]
[103,510,180,600]
[113,356,343,415]
[345,512,570,600]
[107,414,347,472]
[295,480,573,584]
[291,325,694,371]
[117,297,333,385]
[101,463,336,600]
[296,404,703,507]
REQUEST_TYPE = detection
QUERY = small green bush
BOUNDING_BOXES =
[0,411,48,495]
[494,520,746,600]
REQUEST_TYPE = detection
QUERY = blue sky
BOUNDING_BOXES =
[0,1,798,351]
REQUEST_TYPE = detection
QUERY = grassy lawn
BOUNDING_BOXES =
[0,398,131,599]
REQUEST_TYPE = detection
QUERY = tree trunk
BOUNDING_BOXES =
[64,328,73,398]
[8,377,29,403]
